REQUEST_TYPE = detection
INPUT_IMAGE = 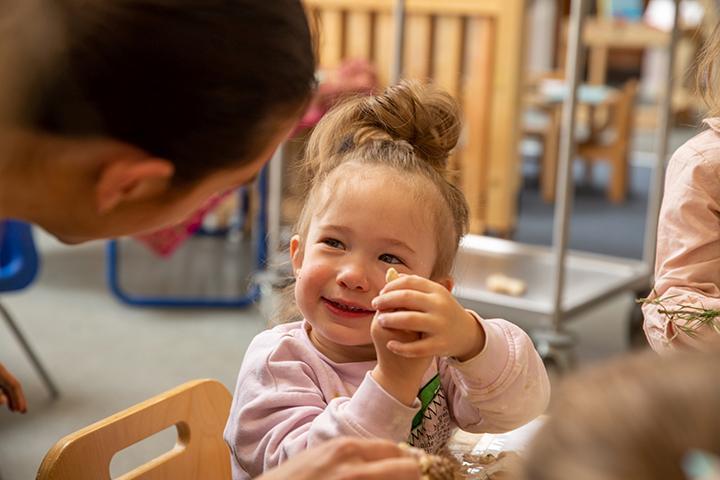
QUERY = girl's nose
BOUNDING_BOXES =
[336,262,370,292]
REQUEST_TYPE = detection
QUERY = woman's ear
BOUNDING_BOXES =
[290,235,303,275]
[95,155,175,214]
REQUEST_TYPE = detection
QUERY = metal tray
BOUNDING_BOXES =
[453,235,650,327]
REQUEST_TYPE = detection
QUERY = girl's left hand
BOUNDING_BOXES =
[371,275,486,361]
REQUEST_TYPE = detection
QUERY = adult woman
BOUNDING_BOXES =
[0,1,419,478]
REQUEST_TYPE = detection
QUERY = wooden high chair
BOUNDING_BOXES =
[36,379,233,480]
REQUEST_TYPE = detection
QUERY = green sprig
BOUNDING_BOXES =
[637,292,720,341]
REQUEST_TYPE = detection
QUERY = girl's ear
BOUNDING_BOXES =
[438,276,454,292]
[290,235,303,274]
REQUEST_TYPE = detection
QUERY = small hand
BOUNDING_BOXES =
[371,315,432,406]
[256,437,421,480]
[0,362,27,413]
[372,275,485,361]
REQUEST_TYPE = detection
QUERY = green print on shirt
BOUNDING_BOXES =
[412,374,441,430]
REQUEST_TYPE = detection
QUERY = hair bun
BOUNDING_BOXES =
[357,80,460,170]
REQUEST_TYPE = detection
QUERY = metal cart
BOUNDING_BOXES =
[264,0,680,369]
[453,0,679,369]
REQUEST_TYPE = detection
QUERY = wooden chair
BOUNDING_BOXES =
[524,78,637,203]
[37,379,232,480]
[576,78,638,203]
[304,0,526,235]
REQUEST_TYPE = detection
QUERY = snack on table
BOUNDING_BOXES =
[399,444,460,480]
[386,267,400,283]
[486,274,527,297]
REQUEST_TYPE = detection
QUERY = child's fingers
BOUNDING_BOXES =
[372,319,421,344]
[372,289,432,312]
[376,311,433,333]
[386,337,439,358]
[381,274,438,295]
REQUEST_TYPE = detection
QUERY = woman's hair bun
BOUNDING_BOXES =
[356,80,461,170]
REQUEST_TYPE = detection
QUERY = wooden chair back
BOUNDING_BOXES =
[37,379,232,480]
[612,79,638,149]
[304,0,525,235]
[577,78,638,202]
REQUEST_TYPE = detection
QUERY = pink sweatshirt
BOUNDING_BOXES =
[224,314,550,479]
[643,119,720,352]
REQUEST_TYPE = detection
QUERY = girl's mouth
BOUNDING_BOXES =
[321,297,375,318]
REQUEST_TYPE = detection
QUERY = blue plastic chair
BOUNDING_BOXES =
[106,165,269,308]
[0,220,59,399]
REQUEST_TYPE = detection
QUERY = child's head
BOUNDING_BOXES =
[0,0,315,242]
[524,349,720,480]
[288,81,469,356]
[697,21,720,117]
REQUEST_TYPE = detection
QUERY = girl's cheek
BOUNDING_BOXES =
[298,260,336,285]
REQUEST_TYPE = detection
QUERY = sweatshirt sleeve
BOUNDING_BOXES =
[439,312,550,433]
[643,143,720,353]
[223,330,420,479]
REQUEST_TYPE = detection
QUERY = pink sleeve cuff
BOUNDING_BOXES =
[446,312,511,390]
[339,372,420,441]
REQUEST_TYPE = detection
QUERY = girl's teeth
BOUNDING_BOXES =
[333,300,365,312]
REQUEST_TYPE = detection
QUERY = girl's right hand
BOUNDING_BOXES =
[370,316,432,406]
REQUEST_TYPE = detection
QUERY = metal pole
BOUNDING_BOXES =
[549,0,587,330]
[391,0,406,84]
[642,0,680,273]
[266,145,284,271]
[0,302,59,399]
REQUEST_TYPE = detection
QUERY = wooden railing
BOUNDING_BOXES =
[304,0,525,234]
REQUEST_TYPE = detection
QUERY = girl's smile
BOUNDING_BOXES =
[290,167,439,362]
[321,297,376,318]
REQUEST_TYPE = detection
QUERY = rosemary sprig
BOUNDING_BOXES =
[637,293,720,341]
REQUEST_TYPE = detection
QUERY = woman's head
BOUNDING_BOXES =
[0,0,315,241]
[287,81,469,359]
[524,349,720,480]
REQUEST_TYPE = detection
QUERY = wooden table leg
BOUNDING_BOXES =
[542,105,562,202]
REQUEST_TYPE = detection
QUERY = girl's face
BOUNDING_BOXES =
[290,169,440,363]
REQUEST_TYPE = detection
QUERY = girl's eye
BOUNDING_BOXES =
[379,253,403,265]
[321,238,344,249]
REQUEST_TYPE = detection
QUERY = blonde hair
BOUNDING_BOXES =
[524,349,720,480]
[697,21,720,117]
[275,81,469,324]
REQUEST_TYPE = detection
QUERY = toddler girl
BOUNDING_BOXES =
[224,81,550,479]
[643,23,720,352]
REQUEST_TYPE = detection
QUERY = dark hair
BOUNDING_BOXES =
[31,0,316,183]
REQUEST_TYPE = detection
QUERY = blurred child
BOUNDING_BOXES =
[524,349,720,480]
[224,81,550,479]
[643,22,720,352]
